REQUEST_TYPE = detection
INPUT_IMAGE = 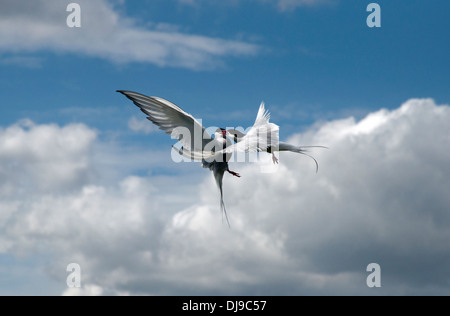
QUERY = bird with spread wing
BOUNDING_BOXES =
[117,91,324,226]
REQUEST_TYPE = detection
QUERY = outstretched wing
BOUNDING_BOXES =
[117,90,213,152]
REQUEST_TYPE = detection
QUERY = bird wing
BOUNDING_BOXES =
[254,101,271,126]
[171,145,214,162]
[118,90,214,152]
[227,102,278,142]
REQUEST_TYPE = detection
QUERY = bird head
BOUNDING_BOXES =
[215,128,229,139]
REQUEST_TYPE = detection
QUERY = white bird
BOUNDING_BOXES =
[227,128,327,172]
[117,91,278,226]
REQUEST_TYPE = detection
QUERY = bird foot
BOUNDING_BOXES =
[272,153,279,164]
[227,169,241,178]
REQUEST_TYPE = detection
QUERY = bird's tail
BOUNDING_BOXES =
[279,142,328,173]
[213,168,230,228]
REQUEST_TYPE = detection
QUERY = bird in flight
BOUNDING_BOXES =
[117,91,324,226]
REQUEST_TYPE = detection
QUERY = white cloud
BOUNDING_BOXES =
[62,284,104,297]
[128,116,156,134]
[0,0,259,70]
[0,119,97,193]
[1,98,450,295]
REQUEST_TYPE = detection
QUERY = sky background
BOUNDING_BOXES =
[0,0,449,295]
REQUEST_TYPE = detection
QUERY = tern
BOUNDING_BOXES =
[227,129,326,172]
[117,90,324,226]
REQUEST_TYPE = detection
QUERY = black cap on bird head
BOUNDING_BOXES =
[216,128,228,137]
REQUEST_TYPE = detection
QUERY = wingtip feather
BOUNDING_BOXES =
[255,101,271,124]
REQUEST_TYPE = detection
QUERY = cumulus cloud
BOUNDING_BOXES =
[0,0,259,70]
[1,98,450,295]
[0,119,97,194]
[62,284,105,297]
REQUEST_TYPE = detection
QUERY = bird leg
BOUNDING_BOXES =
[227,169,241,178]
[272,153,279,164]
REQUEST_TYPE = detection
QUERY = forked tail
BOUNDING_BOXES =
[213,168,231,228]
[279,142,328,173]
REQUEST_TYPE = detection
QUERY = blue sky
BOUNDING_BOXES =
[1,0,449,137]
[1,0,450,296]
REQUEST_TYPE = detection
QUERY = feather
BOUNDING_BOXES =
[117,90,221,152]
[213,167,230,228]
[278,142,328,173]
